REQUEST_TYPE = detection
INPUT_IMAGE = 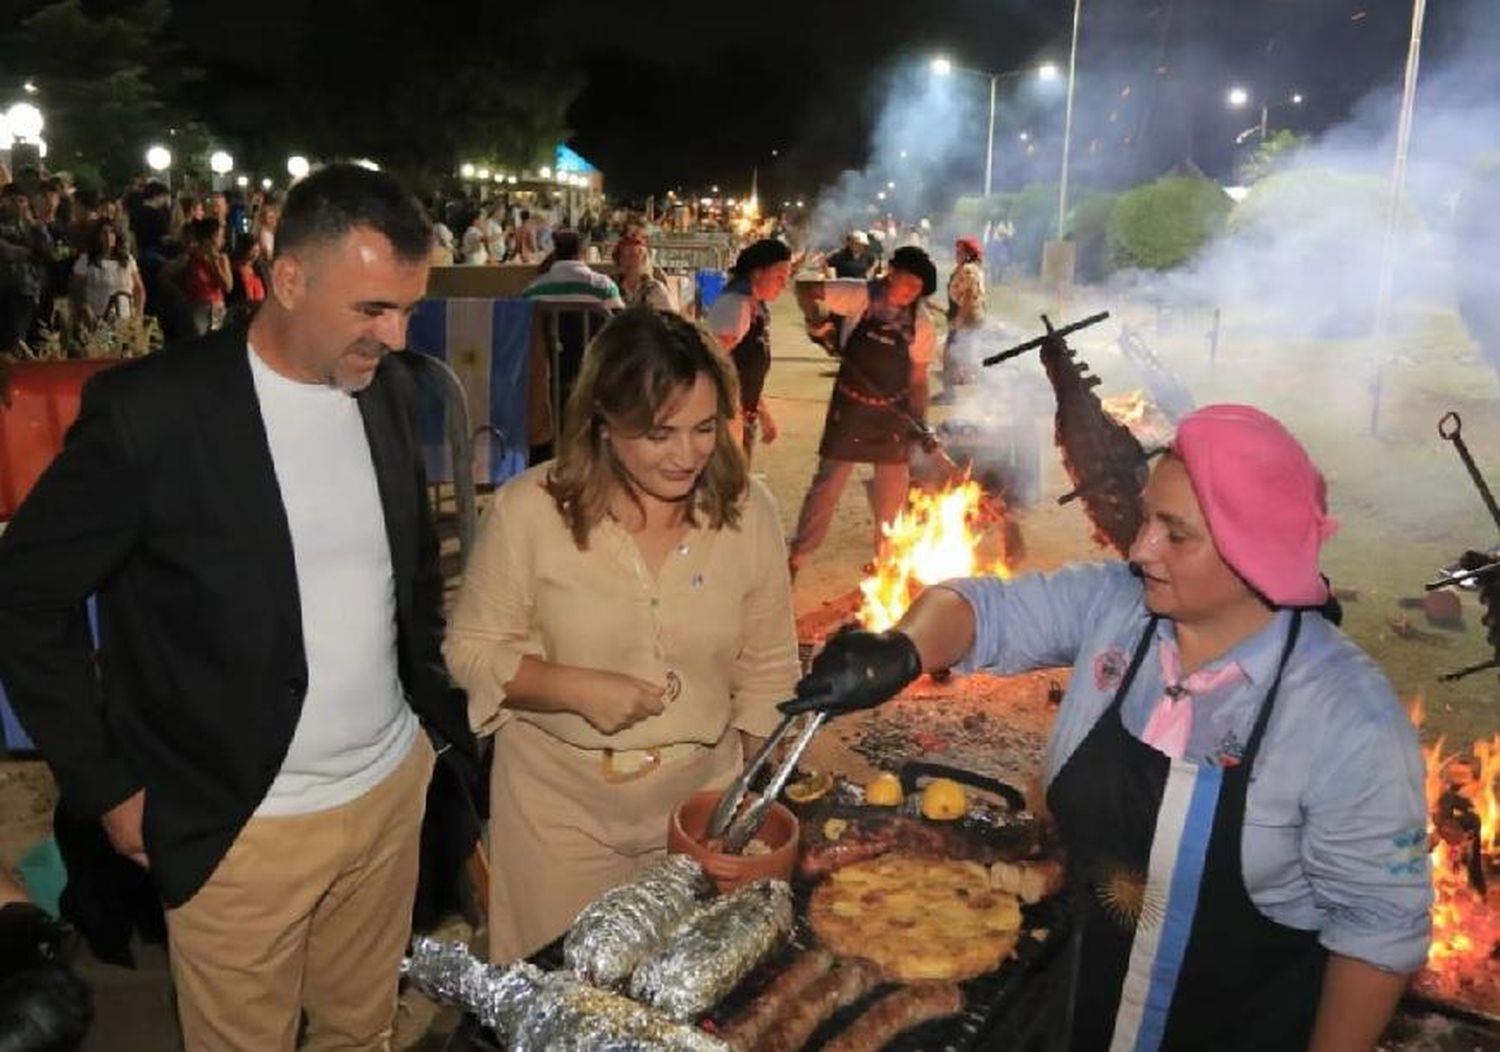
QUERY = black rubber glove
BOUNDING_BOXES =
[779,628,922,716]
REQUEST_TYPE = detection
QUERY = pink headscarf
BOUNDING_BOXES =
[1171,404,1339,607]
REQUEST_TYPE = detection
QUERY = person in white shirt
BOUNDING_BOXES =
[430,220,456,265]
[70,218,144,321]
[460,211,489,265]
[0,164,475,1050]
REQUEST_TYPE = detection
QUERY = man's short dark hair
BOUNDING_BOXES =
[275,163,432,264]
[552,229,581,261]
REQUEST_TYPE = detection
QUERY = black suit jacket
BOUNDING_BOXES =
[0,326,475,907]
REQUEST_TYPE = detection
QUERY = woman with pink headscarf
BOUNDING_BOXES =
[783,404,1430,1051]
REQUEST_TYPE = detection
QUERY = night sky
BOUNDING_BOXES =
[547,0,1449,201]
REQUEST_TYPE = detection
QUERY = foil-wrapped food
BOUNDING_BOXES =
[514,974,730,1052]
[564,854,710,988]
[403,938,729,1051]
[402,937,545,1037]
[630,880,795,1021]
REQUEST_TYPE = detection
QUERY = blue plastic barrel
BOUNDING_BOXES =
[696,269,728,312]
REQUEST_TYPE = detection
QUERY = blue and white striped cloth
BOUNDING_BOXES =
[407,297,535,487]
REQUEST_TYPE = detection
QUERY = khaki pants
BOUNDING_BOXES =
[790,457,910,564]
[486,719,741,962]
[165,734,435,1051]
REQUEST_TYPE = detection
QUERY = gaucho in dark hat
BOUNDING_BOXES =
[788,245,938,576]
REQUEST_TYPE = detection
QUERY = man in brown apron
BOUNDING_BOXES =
[788,246,937,577]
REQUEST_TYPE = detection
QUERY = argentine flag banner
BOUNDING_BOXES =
[408,297,535,486]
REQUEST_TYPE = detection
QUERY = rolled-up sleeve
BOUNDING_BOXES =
[705,293,753,348]
[1302,681,1433,973]
[442,479,547,737]
[821,279,872,317]
[728,483,800,737]
[940,562,1138,676]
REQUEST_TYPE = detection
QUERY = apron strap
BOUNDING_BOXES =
[1108,615,1160,718]
[1240,611,1304,767]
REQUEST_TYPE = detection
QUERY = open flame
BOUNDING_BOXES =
[1101,389,1175,448]
[858,479,1011,631]
[1411,694,1500,994]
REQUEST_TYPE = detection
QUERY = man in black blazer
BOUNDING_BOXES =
[0,164,475,1050]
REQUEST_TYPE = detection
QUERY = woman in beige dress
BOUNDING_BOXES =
[444,306,800,961]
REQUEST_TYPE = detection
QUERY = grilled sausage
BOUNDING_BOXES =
[819,983,964,1052]
[752,957,884,1052]
[718,948,835,1051]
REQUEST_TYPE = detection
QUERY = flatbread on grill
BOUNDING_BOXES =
[807,853,1022,981]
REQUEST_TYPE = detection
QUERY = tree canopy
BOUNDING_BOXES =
[1,0,581,192]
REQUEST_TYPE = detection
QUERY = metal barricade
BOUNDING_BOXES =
[401,351,481,570]
[647,235,736,273]
[533,302,614,452]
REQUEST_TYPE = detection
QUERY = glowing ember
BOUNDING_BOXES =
[858,479,1011,631]
[1101,389,1175,448]
[1410,694,1500,999]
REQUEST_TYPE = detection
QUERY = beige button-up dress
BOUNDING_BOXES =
[444,464,799,959]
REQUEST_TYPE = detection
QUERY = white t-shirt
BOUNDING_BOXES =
[72,256,137,319]
[483,216,506,258]
[704,288,755,348]
[460,224,489,265]
[247,346,417,815]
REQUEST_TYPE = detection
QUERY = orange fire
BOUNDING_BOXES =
[1101,389,1175,448]
[858,479,1011,631]
[1410,694,1500,990]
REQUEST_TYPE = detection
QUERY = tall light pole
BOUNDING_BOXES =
[985,73,998,197]
[209,149,234,191]
[1370,0,1429,433]
[1056,0,1083,240]
[1228,86,1304,144]
[5,102,46,176]
[932,57,1058,198]
[145,144,173,190]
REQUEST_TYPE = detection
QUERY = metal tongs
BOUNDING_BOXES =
[705,708,829,854]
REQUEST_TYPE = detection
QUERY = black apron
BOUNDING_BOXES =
[729,299,770,418]
[817,289,917,465]
[1046,612,1327,1051]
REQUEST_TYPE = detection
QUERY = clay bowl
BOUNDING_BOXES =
[667,789,800,894]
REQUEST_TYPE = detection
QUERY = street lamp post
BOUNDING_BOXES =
[932,57,1057,198]
[4,102,43,143]
[1228,86,1305,144]
[3,102,45,174]
[1056,0,1083,241]
[984,74,998,197]
[209,149,234,191]
[1371,0,1430,434]
[145,144,173,189]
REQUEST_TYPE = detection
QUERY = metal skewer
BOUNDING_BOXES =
[1440,412,1500,533]
[705,709,829,855]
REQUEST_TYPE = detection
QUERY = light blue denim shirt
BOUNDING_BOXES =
[942,561,1433,974]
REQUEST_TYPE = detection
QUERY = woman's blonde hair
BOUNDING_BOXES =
[545,306,747,547]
